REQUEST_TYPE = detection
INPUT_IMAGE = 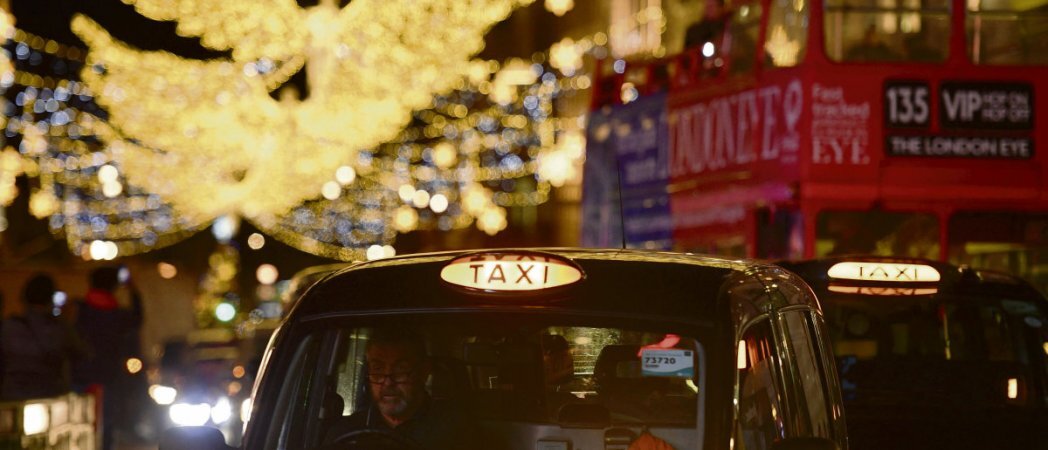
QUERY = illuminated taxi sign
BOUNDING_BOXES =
[827,262,941,283]
[828,285,939,296]
[440,253,583,292]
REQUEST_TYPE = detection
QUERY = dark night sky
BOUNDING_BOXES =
[10,0,566,63]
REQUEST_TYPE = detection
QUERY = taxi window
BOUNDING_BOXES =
[823,293,1044,407]
[261,316,709,449]
[781,310,835,437]
[736,319,784,450]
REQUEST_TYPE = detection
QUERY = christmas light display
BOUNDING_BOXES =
[70,0,535,221]
[0,7,602,260]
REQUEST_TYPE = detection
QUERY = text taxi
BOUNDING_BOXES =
[780,257,1048,450]
[161,249,847,450]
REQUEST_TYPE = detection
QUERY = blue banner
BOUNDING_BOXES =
[580,106,624,248]
[613,93,673,250]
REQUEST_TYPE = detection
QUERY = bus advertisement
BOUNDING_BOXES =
[582,0,1048,290]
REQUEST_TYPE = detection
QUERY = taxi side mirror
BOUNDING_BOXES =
[159,426,234,450]
[771,437,840,450]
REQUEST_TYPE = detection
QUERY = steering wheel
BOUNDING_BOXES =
[323,428,424,450]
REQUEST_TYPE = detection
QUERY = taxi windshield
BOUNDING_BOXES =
[259,314,708,449]
[823,292,1048,408]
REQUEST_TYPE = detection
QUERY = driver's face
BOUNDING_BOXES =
[367,343,429,422]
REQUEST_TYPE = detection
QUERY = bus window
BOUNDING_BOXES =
[757,207,804,259]
[967,0,1048,65]
[824,0,950,62]
[816,210,939,258]
[948,212,1048,294]
[764,0,810,67]
[729,1,764,74]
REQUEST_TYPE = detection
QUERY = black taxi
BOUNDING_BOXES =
[779,257,1048,449]
[161,249,847,450]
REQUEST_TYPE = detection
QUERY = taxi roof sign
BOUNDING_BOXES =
[440,252,583,292]
[827,262,941,283]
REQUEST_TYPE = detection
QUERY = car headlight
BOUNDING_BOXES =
[149,385,178,406]
[23,403,49,435]
[169,403,211,427]
[211,397,233,425]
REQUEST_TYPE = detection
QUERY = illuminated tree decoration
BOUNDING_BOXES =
[71,0,535,222]
[0,9,602,259]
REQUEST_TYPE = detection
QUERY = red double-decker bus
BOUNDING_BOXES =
[582,0,1048,290]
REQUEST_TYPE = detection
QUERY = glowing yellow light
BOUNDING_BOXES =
[478,207,507,235]
[247,232,266,250]
[321,181,341,200]
[28,189,58,219]
[126,357,143,374]
[1008,378,1018,399]
[382,245,396,258]
[233,365,246,379]
[89,240,119,260]
[102,181,124,198]
[550,38,582,74]
[430,194,448,213]
[70,0,537,221]
[157,262,178,279]
[98,164,119,183]
[398,184,416,203]
[411,189,431,208]
[366,244,385,260]
[440,253,583,291]
[335,165,356,185]
[827,262,941,283]
[22,404,48,435]
[432,142,457,169]
[828,285,938,296]
[256,263,279,285]
[393,205,419,233]
[537,151,575,187]
[620,82,639,104]
[544,0,575,16]
[764,26,800,67]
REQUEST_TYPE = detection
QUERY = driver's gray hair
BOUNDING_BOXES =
[366,327,428,361]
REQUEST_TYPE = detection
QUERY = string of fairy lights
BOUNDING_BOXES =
[0,4,614,262]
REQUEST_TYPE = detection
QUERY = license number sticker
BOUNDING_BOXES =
[641,349,694,378]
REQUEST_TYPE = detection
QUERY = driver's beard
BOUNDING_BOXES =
[378,396,410,418]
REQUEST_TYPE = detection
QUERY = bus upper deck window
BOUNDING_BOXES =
[824,0,951,63]
[967,0,1048,65]
[729,1,764,74]
[765,0,810,67]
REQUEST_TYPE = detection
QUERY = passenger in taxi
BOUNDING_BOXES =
[541,334,574,390]
[324,328,479,449]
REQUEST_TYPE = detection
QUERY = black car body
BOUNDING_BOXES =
[162,249,847,450]
[780,257,1048,449]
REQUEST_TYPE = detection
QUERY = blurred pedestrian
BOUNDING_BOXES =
[1,273,83,400]
[72,266,143,450]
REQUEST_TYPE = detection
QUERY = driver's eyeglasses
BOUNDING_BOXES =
[367,370,413,384]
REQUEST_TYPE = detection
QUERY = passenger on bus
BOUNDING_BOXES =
[846,24,900,61]
[324,328,480,449]
[684,0,729,50]
[903,30,943,62]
